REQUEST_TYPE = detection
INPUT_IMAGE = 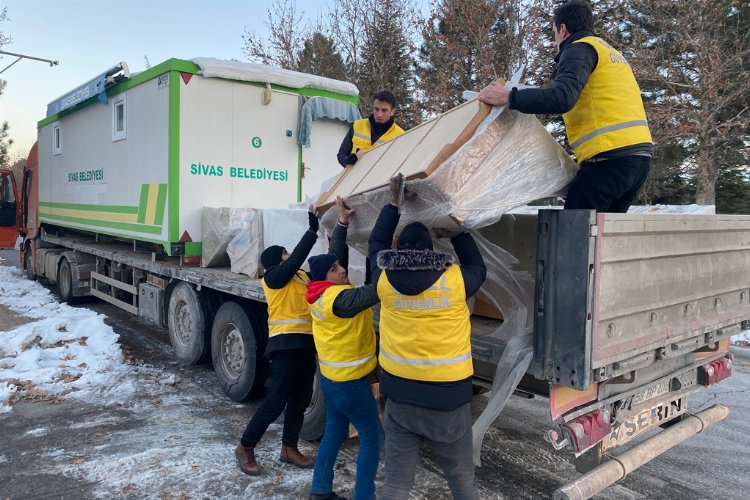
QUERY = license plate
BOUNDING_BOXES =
[601,397,687,452]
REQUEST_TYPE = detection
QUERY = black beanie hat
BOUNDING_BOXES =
[260,245,285,270]
[308,254,338,281]
[397,222,433,250]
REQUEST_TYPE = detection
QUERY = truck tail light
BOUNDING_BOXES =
[698,357,732,386]
[561,408,611,453]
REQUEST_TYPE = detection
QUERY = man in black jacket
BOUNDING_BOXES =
[235,207,321,475]
[336,90,405,168]
[479,0,652,213]
[369,174,487,499]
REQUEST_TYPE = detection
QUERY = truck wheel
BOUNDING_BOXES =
[167,282,210,365]
[57,258,75,303]
[300,366,326,441]
[25,246,36,281]
[211,301,267,402]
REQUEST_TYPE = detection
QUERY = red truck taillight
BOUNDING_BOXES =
[698,357,732,386]
[561,408,612,453]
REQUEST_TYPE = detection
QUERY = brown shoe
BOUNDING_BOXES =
[280,445,315,469]
[235,443,260,475]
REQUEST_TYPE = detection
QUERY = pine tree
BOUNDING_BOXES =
[297,32,347,81]
[359,0,419,127]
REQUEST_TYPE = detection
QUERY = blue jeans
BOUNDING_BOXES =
[310,374,382,500]
[381,400,478,500]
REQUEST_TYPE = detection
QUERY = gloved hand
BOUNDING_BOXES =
[308,205,320,233]
[388,173,416,207]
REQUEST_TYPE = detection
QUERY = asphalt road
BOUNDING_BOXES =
[1,248,748,499]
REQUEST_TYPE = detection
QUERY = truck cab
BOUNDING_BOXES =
[0,168,20,249]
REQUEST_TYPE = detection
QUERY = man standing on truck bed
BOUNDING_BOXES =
[235,208,321,475]
[336,90,405,168]
[369,174,487,499]
[478,0,653,213]
[306,196,382,500]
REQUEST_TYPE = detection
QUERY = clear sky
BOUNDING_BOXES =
[0,0,343,161]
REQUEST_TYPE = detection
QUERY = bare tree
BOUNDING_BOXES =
[241,0,309,70]
[0,6,11,49]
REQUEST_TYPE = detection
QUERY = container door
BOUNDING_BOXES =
[300,119,352,202]
[0,170,19,249]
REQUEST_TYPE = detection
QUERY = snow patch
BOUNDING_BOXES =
[0,266,134,412]
[25,427,49,437]
[731,330,750,347]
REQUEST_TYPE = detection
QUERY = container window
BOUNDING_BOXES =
[112,95,126,141]
[52,123,62,155]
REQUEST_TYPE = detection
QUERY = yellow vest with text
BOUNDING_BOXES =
[262,270,313,338]
[351,118,405,154]
[563,36,652,164]
[309,284,377,382]
[377,264,472,382]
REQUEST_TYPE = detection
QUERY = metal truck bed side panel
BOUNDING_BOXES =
[533,210,750,390]
[593,213,750,368]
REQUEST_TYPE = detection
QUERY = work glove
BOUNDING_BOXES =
[389,173,416,207]
[308,207,320,233]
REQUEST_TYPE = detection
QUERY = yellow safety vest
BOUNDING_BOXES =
[309,284,377,382]
[563,36,652,164]
[377,264,472,382]
[351,118,405,154]
[262,270,313,338]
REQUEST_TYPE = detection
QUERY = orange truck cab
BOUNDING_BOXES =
[0,167,20,249]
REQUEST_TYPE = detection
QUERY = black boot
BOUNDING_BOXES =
[309,493,347,500]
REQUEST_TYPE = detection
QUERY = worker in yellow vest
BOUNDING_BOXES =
[479,0,652,213]
[305,196,381,500]
[235,207,321,475]
[369,174,487,499]
[337,90,405,168]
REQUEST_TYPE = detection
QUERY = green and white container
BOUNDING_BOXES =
[37,58,359,256]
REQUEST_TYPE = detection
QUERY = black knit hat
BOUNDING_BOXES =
[260,245,285,270]
[397,222,433,250]
[308,254,338,281]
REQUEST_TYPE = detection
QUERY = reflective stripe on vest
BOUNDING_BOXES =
[351,118,405,154]
[563,36,652,164]
[376,264,473,382]
[309,284,377,382]
[262,270,313,337]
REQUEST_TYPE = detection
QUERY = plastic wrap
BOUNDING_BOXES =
[201,207,260,268]
[261,208,329,272]
[226,213,263,277]
[317,103,578,466]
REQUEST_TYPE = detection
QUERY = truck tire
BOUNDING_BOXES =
[57,258,75,303]
[300,366,326,441]
[167,282,210,365]
[211,300,267,402]
[25,246,36,281]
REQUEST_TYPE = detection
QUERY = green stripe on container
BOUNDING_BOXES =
[168,70,180,249]
[154,184,168,225]
[41,213,163,235]
[38,201,139,214]
[184,241,202,257]
[137,184,150,224]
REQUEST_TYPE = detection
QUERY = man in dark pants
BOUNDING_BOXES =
[235,208,320,475]
[369,174,487,499]
[479,0,653,213]
[336,90,405,168]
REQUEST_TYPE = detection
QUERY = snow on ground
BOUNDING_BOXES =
[732,330,750,347]
[0,264,135,414]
